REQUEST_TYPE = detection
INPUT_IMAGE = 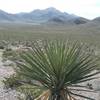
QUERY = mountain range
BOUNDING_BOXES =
[0,7,99,25]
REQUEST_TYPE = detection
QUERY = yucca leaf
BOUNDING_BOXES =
[15,40,100,100]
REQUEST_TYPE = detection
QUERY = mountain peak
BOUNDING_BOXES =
[44,7,61,13]
[45,7,58,11]
[0,8,89,25]
[30,7,59,14]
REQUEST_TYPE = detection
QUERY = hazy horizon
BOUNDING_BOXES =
[0,0,100,19]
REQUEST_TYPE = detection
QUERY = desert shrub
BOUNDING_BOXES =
[3,40,100,100]
[14,40,100,100]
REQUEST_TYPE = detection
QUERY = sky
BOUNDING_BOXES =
[0,0,100,19]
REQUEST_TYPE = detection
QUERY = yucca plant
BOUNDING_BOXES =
[15,40,100,100]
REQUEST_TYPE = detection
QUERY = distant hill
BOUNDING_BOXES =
[47,17,65,24]
[0,7,90,25]
[0,10,16,22]
[73,17,89,24]
[92,17,100,22]
[46,16,89,25]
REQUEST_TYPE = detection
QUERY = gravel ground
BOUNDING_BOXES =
[0,50,18,100]
[72,76,100,100]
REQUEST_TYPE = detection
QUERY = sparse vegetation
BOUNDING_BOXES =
[0,23,100,47]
